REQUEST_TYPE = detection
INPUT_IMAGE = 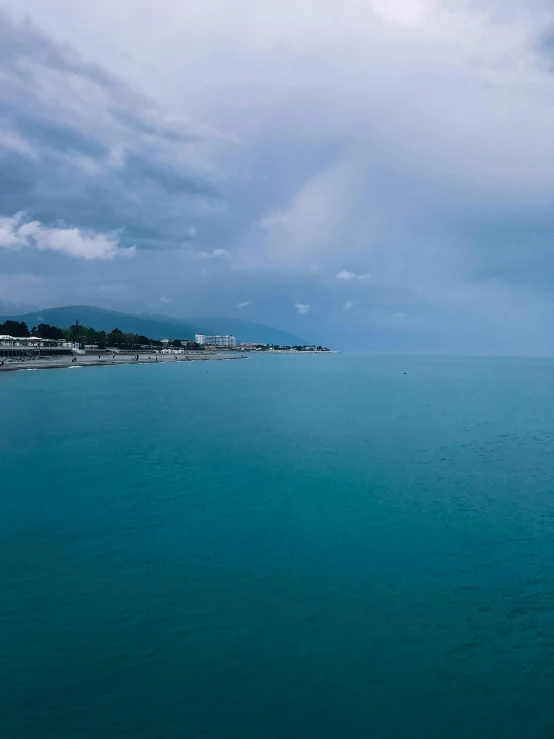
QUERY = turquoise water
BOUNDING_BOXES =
[1,354,554,738]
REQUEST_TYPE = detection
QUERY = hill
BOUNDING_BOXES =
[0,305,308,345]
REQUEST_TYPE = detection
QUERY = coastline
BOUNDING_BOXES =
[0,353,246,373]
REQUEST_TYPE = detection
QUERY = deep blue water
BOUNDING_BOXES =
[1,354,554,738]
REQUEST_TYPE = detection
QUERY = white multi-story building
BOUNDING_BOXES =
[195,334,236,348]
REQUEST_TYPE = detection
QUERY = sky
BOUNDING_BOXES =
[0,0,553,352]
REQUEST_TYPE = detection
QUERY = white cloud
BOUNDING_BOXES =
[159,296,171,303]
[240,164,363,274]
[0,212,135,260]
[237,301,250,308]
[0,214,22,248]
[309,264,320,273]
[186,226,197,239]
[258,210,290,230]
[337,270,371,281]
[67,154,104,176]
[369,0,433,28]
[0,129,35,158]
[343,301,355,311]
[295,302,310,314]
[197,248,229,259]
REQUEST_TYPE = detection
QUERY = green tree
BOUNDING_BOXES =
[0,320,30,337]
[67,323,82,342]
[33,323,64,340]
[107,331,123,347]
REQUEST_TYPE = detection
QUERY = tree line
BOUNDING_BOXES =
[0,319,200,350]
[0,320,31,337]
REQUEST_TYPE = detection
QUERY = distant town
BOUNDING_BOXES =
[194,334,331,353]
[0,319,331,362]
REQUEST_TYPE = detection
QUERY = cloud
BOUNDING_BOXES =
[123,152,216,197]
[337,271,371,281]
[0,211,135,260]
[337,270,356,281]
[237,301,250,308]
[197,248,230,259]
[159,296,171,303]
[536,27,554,70]
[0,129,36,158]
[295,303,310,314]
[0,10,225,256]
[258,210,290,230]
[343,301,355,311]
[1,2,554,352]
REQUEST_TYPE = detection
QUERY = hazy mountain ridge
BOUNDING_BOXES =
[0,305,308,345]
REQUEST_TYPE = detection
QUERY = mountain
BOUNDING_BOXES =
[0,305,308,345]
[1,306,203,342]
[142,314,309,345]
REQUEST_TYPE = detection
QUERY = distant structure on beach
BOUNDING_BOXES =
[195,334,236,349]
[237,343,332,352]
[0,334,72,358]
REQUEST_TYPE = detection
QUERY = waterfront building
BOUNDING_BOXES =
[0,335,59,348]
[0,335,72,358]
[195,334,236,348]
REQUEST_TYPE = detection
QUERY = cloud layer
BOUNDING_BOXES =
[1,1,553,351]
[0,212,134,260]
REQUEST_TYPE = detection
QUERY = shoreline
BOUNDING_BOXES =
[0,353,246,373]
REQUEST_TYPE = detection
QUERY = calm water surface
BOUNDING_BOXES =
[1,354,554,738]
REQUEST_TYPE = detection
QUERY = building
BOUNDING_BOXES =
[0,335,72,357]
[0,335,59,348]
[195,334,236,349]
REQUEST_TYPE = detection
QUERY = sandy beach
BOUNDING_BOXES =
[0,353,245,372]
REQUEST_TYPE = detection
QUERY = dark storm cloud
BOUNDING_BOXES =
[123,152,217,197]
[13,115,109,158]
[0,10,221,254]
[0,151,35,201]
[0,11,200,143]
[537,28,554,70]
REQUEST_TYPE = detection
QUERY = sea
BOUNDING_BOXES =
[1,353,554,739]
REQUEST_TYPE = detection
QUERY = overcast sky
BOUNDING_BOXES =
[1,0,553,351]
